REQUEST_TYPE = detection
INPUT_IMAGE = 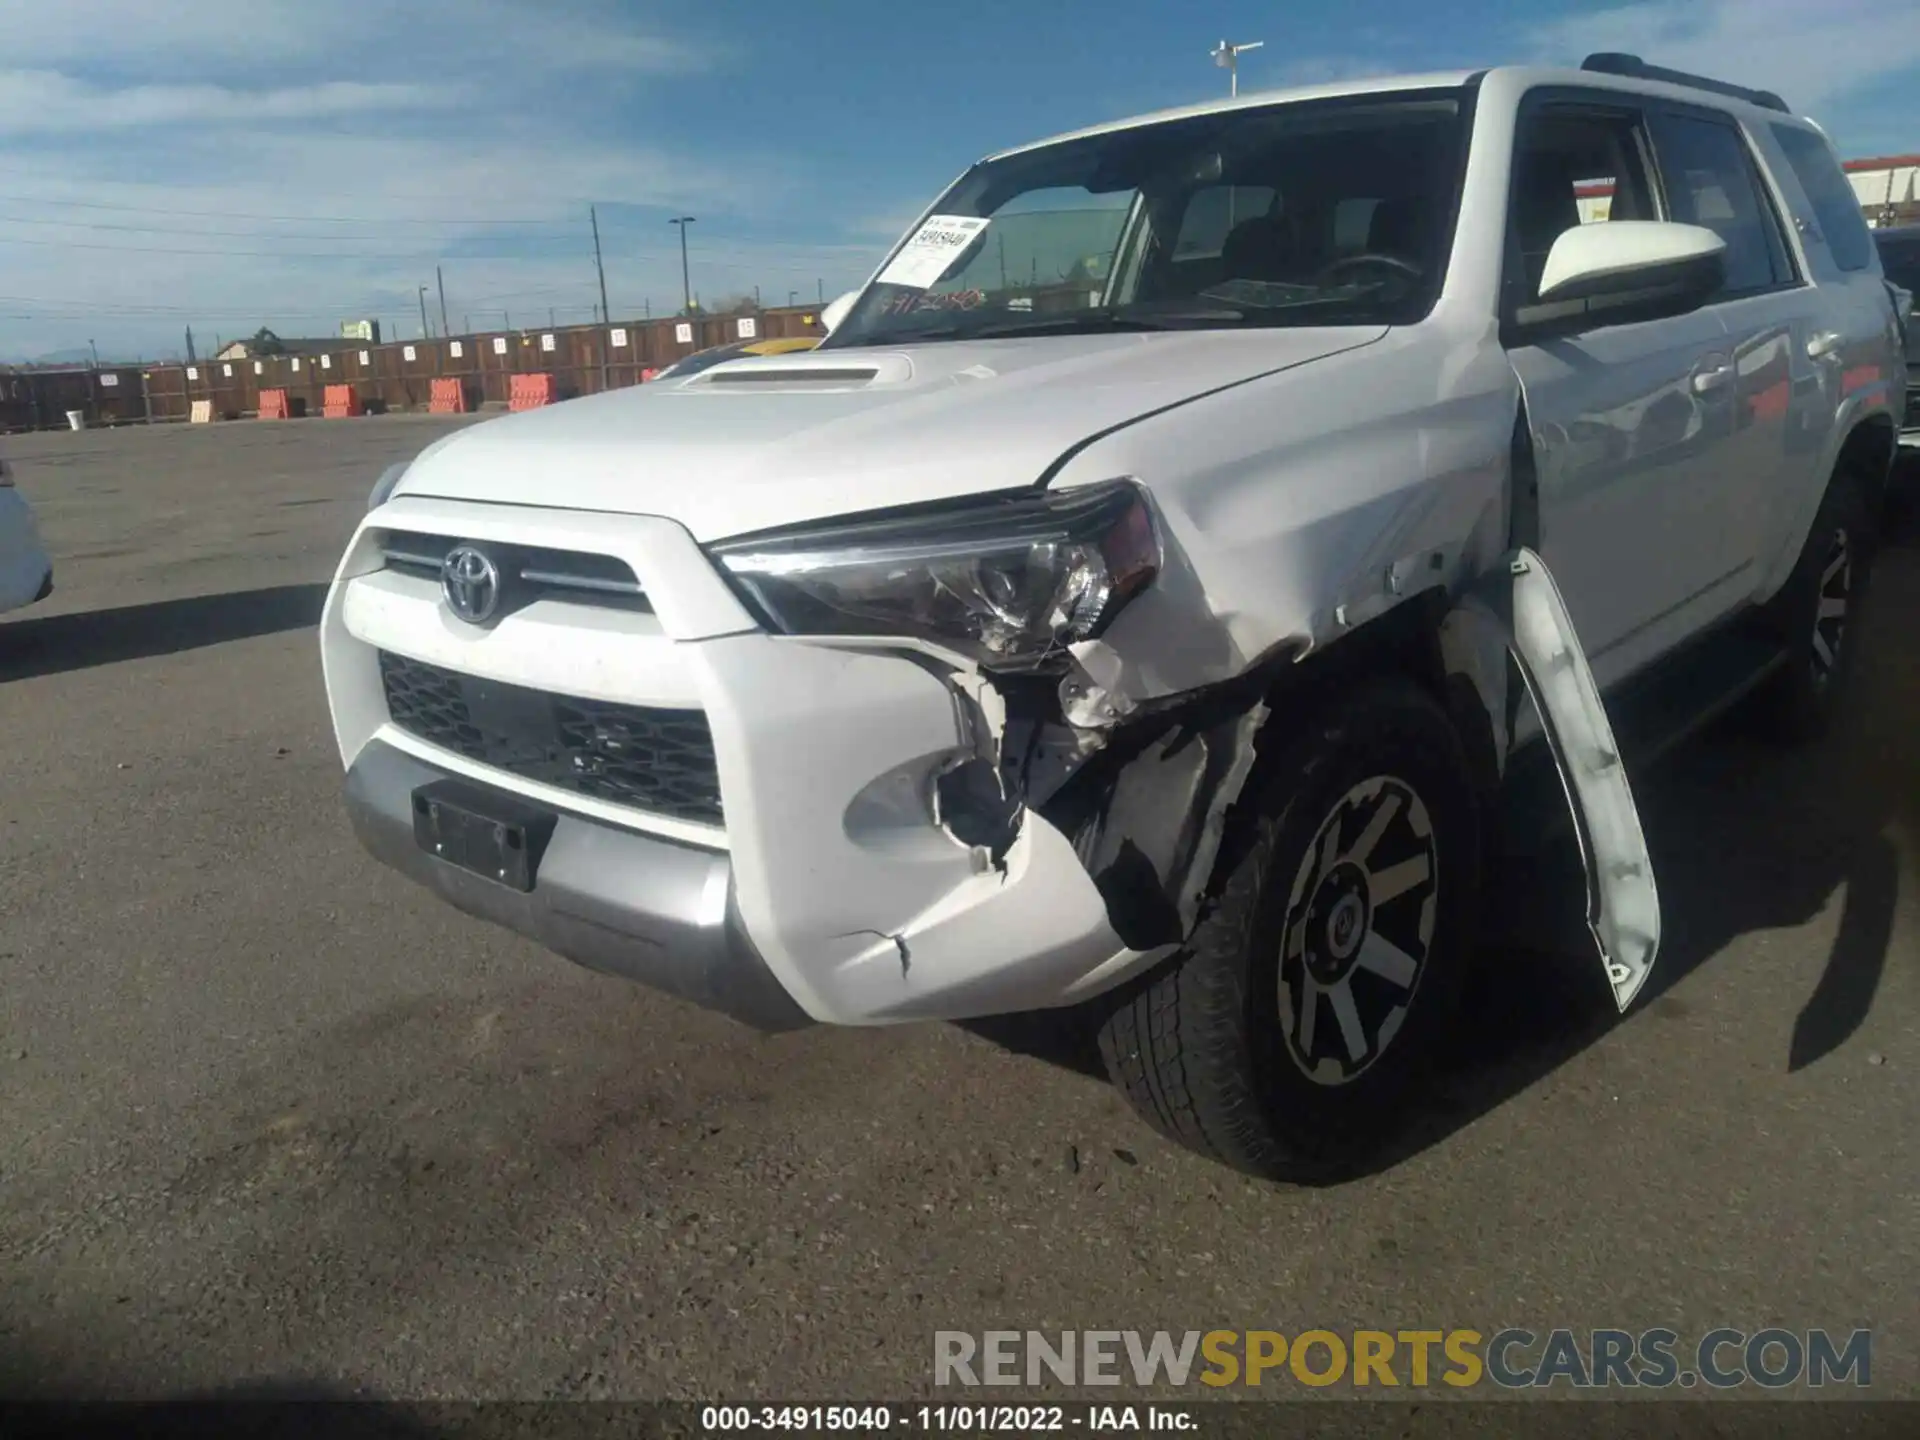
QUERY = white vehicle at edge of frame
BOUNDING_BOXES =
[0,456,55,619]
[321,55,1902,1180]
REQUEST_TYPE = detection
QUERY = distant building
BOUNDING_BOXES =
[214,333,341,362]
[1844,155,1920,228]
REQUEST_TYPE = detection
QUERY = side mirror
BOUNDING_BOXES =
[1537,220,1726,309]
[820,291,858,334]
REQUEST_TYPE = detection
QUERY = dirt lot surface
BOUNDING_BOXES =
[2,417,1916,1420]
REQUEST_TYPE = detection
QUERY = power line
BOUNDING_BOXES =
[0,210,564,242]
[0,188,566,225]
[0,232,603,261]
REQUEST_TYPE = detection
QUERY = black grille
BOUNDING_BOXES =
[379,651,723,826]
[379,531,650,613]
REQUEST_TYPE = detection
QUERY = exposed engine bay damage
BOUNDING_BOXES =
[1038,701,1269,951]
[923,542,1658,1017]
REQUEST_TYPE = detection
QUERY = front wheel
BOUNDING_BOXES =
[1094,678,1481,1182]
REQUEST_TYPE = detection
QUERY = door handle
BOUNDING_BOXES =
[1807,330,1844,361]
[1691,357,1734,394]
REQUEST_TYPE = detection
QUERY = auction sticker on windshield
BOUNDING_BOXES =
[877,215,991,289]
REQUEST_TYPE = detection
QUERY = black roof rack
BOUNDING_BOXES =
[1579,52,1791,114]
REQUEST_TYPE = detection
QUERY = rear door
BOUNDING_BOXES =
[1640,103,1811,608]
[1500,91,1738,691]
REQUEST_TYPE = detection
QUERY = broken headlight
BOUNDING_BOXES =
[709,480,1160,668]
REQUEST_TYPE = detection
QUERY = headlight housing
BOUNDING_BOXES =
[367,461,409,512]
[709,480,1160,669]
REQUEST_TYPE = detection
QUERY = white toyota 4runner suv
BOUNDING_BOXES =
[323,56,1903,1180]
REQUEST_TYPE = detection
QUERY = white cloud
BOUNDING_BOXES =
[1522,0,1920,119]
[0,0,706,78]
[0,71,459,134]
[0,0,880,360]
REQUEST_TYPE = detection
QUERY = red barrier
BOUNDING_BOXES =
[258,388,290,420]
[428,377,467,414]
[509,372,558,412]
[321,385,362,419]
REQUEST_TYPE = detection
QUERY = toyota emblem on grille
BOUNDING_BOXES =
[441,543,502,624]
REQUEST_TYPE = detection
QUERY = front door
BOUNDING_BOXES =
[1500,94,1739,689]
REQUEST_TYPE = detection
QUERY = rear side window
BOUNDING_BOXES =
[1879,235,1920,292]
[1772,125,1875,272]
[1647,111,1795,295]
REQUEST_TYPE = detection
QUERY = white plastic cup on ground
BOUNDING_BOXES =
[66,410,85,431]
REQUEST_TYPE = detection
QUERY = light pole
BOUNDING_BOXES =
[1211,38,1264,97]
[418,285,431,338]
[669,216,696,314]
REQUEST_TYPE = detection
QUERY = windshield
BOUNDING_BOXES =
[828,90,1469,348]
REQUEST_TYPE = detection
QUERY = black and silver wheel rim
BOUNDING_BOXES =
[1276,775,1438,1087]
[1811,527,1851,690]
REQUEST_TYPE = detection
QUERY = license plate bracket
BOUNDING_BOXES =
[411,779,557,893]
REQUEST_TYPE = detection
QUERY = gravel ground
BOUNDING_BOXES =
[1,417,1915,1418]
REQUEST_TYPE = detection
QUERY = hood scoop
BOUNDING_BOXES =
[685,351,914,391]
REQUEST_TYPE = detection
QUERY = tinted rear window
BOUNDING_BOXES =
[1876,235,1920,292]
[1771,125,1875,272]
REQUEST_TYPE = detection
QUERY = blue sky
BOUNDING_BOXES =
[3,0,1916,360]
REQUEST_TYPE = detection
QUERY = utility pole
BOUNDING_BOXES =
[185,326,197,364]
[418,286,431,339]
[670,216,695,314]
[437,265,450,338]
[591,205,611,332]
[788,290,798,308]
[817,278,824,304]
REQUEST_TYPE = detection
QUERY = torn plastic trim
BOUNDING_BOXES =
[1033,676,1279,952]
[1483,547,1660,1012]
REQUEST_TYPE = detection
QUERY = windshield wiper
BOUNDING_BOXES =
[965,305,1246,339]
[833,303,1249,348]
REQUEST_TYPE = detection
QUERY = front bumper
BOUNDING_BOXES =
[345,738,812,1031]
[324,495,1150,1028]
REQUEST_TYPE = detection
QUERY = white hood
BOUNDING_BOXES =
[395,327,1386,542]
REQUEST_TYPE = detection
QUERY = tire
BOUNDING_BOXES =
[1094,677,1481,1183]
[1749,473,1870,744]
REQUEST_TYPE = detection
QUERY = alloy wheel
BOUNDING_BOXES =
[1810,526,1851,690]
[1276,775,1438,1086]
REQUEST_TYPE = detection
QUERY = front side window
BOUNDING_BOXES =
[1505,104,1659,305]
[827,92,1469,347]
[1773,125,1876,273]
[1647,112,1795,295]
